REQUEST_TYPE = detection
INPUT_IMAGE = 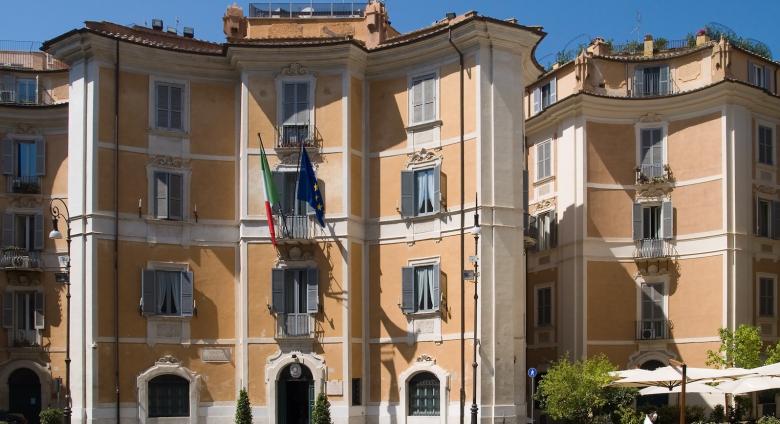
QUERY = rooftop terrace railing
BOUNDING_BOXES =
[249,2,366,18]
[0,40,68,71]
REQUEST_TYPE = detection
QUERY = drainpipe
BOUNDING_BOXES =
[114,40,121,424]
[448,27,466,424]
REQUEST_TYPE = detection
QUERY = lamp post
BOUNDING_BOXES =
[49,198,71,424]
[470,197,480,424]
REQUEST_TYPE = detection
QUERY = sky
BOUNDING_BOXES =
[4,0,779,66]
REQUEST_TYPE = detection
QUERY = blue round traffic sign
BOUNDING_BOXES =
[528,367,538,378]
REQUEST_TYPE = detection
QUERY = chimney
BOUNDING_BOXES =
[223,3,246,39]
[587,37,611,56]
[183,27,194,38]
[151,19,163,31]
[695,28,710,46]
[364,1,389,49]
[643,34,654,57]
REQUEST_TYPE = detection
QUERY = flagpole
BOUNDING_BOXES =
[259,133,283,244]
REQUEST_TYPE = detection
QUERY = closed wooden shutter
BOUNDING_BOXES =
[401,266,415,314]
[271,268,286,313]
[773,201,780,240]
[400,170,415,217]
[422,76,435,122]
[141,269,157,315]
[180,271,194,317]
[550,210,558,248]
[412,78,423,123]
[34,213,44,251]
[154,172,168,219]
[35,139,45,176]
[659,65,670,95]
[156,83,169,128]
[2,291,11,329]
[169,173,183,220]
[170,86,182,129]
[632,203,642,241]
[662,200,673,239]
[549,78,557,103]
[306,268,319,313]
[431,263,441,312]
[633,67,644,96]
[2,139,13,175]
[2,212,13,247]
[34,291,44,329]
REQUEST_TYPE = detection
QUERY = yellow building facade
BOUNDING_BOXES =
[20,2,540,424]
[524,34,780,415]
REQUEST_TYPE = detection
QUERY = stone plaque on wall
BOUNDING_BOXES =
[200,347,232,363]
[326,380,343,396]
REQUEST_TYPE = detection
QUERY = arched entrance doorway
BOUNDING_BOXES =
[8,368,41,424]
[277,363,314,424]
[637,360,668,408]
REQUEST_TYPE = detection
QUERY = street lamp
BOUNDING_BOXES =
[49,198,71,424]
[470,196,480,424]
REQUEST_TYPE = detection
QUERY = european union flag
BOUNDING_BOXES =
[296,148,325,227]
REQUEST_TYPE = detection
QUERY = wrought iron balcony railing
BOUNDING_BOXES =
[0,40,68,71]
[275,313,315,339]
[0,88,57,106]
[9,175,42,194]
[249,2,365,18]
[274,214,314,242]
[0,247,41,270]
[636,319,672,341]
[635,164,673,185]
[275,124,320,150]
[634,238,673,260]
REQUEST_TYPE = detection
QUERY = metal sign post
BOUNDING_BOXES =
[528,367,538,424]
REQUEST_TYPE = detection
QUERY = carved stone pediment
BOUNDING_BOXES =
[416,354,436,364]
[530,198,556,214]
[406,148,441,167]
[281,63,309,76]
[9,196,43,209]
[635,184,673,200]
[638,113,664,123]
[155,355,181,365]
[755,184,777,195]
[148,155,191,169]
[13,124,40,135]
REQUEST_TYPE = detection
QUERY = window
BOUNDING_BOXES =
[410,74,436,125]
[15,79,36,104]
[639,128,664,178]
[760,277,775,317]
[153,171,183,220]
[2,213,43,251]
[643,206,661,240]
[532,210,557,251]
[532,78,557,115]
[140,269,194,317]
[633,202,672,241]
[281,81,311,147]
[756,199,774,238]
[639,283,666,340]
[536,140,551,181]
[148,374,189,417]
[408,372,440,416]
[536,286,552,327]
[352,378,361,406]
[400,165,441,217]
[273,171,308,216]
[634,65,670,97]
[759,125,774,165]
[2,290,44,346]
[2,138,44,194]
[271,268,319,337]
[155,82,183,130]
[750,62,769,89]
[401,263,441,314]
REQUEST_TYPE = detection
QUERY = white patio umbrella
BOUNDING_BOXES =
[717,375,780,394]
[640,381,724,396]
[750,362,780,376]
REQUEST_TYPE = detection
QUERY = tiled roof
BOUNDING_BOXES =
[82,21,224,55]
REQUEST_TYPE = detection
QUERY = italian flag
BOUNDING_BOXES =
[260,145,279,246]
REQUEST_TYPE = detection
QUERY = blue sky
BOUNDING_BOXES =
[5,1,779,66]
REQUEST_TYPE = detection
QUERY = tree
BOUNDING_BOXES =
[706,325,765,368]
[235,388,252,424]
[536,354,632,423]
[311,392,332,424]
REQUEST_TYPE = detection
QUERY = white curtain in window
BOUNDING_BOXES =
[416,171,429,213]
[416,266,434,311]
[156,272,181,314]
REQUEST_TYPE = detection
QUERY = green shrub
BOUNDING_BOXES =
[708,405,725,423]
[758,416,780,424]
[39,408,64,424]
[311,393,332,424]
[235,388,252,424]
[617,405,643,424]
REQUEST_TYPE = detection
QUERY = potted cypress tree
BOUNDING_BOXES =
[311,393,332,424]
[235,388,252,424]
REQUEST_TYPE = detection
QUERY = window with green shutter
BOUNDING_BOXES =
[155,82,184,130]
[153,171,184,220]
[140,269,194,317]
[410,74,436,125]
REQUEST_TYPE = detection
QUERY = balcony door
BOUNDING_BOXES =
[640,283,666,340]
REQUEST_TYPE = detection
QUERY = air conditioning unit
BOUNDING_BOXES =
[641,328,655,340]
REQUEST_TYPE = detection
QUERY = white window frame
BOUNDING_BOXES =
[635,276,669,338]
[407,256,441,316]
[535,139,552,182]
[144,261,192,345]
[407,70,440,128]
[15,78,37,104]
[751,62,768,89]
[146,165,191,222]
[136,357,201,424]
[756,196,772,238]
[757,273,777,318]
[756,119,776,167]
[406,158,441,219]
[4,287,45,347]
[398,359,449,424]
[275,75,316,140]
[148,75,190,133]
[640,203,663,240]
[535,283,554,328]
[634,122,668,170]
[534,209,555,251]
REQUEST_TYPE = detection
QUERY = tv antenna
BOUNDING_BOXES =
[630,11,642,41]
